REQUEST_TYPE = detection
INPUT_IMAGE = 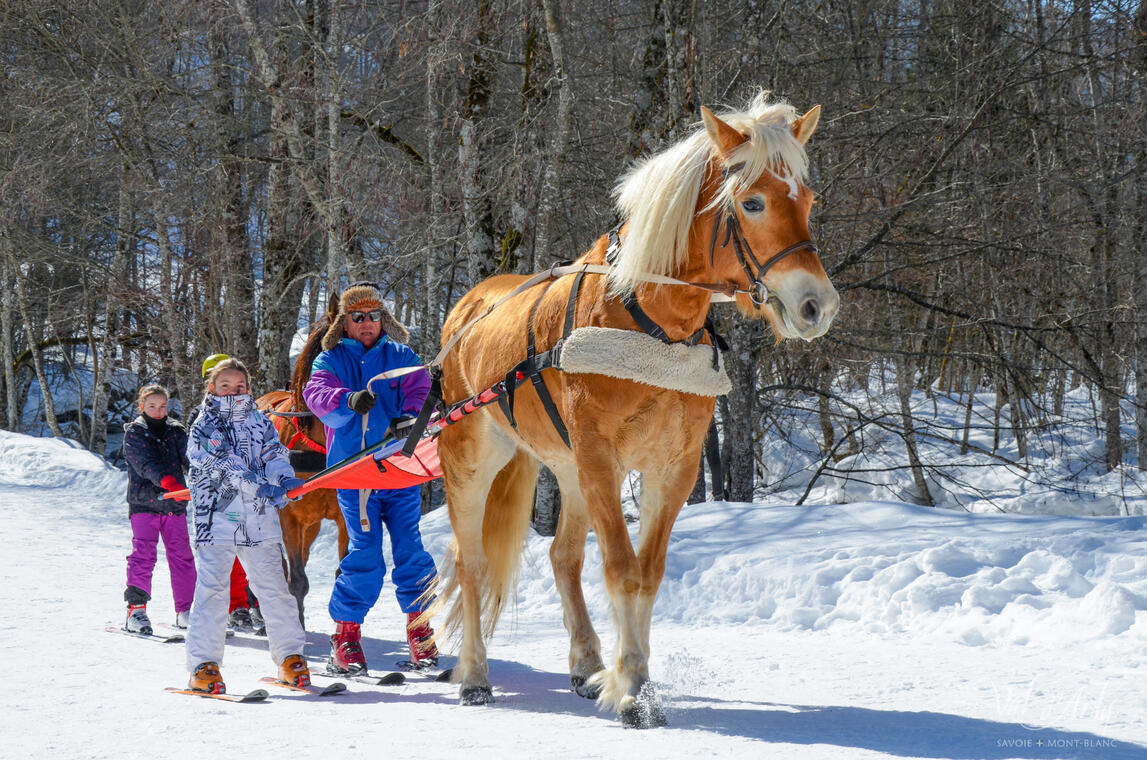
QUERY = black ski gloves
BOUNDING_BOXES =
[347,390,376,415]
[388,415,416,440]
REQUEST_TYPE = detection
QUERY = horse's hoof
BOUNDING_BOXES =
[570,675,601,700]
[619,684,667,728]
[460,685,495,705]
[620,701,668,729]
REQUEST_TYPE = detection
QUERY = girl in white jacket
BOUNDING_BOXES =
[184,358,310,693]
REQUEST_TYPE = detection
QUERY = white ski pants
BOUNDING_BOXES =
[185,543,306,673]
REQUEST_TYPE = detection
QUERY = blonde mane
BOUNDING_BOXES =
[609,92,811,295]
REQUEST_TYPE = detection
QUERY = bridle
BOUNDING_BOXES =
[709,207,818,307]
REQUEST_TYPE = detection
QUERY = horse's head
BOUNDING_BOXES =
[611,92,838,342]
[699,100,838,341]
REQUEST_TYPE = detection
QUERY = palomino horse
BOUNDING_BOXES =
[256,323,348,623]
[432,93,838,726]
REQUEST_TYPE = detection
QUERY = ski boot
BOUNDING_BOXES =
[406,612,439,668]
[328,621,367,675]
[125,604,153,635]
[173,609,190,629]
[228,606,254,632]
[249,605,266,636]
[278,654,311,688]
[189,662,225,694]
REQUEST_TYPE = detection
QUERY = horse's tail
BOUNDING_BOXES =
[478,450,540,636]
[425,450,539,642]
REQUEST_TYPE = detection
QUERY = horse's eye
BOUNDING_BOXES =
[741,197,765,214]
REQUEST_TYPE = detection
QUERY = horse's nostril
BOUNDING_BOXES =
[800,298,820,325]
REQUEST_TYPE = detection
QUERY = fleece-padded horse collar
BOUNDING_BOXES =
[555,326,731,397]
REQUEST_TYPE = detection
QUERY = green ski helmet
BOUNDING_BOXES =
[201,353,231,378]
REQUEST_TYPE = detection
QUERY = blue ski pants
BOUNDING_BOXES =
[328,485,437,623]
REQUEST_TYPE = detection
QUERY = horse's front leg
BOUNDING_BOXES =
[620,461,701,728]
[550,463,604,698]
[575,452,654,724]
[277,506,309,626]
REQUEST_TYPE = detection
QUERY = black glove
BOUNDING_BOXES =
[388,415,416,440]
[347,390,376,415]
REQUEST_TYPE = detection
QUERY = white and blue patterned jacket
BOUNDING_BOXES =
[187,393,295,546]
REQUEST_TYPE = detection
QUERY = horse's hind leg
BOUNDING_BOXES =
[438,423,516,705]
[550,464,604,698]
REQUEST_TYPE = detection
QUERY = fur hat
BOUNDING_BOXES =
[321,282,409,351]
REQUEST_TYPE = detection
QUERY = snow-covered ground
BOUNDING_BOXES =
[0,429,1144,759]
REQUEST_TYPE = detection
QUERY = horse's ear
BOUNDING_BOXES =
[326,288,340,317]
[792,105,821,146]
[701,106,747,157]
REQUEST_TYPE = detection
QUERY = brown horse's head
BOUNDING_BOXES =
[610,91,838,342]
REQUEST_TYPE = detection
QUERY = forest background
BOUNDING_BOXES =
[1,0,1144,512]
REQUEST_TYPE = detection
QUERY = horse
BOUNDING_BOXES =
[430,92,838,726]
[256,321,348,624]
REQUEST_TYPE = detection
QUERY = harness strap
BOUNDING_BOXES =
[516,280,570,446]
[612,226,711,347]
[497,270,589,449]
[400,365,443,457]
[620,291,708,346]
[286,428,327,455]
[269,401,327,455]
[714,209,817,306]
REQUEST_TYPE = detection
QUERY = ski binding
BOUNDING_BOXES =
[259,677,347,696]
[165,687,268,703]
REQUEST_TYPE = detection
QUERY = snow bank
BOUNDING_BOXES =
[621,502,1146,648]
[0,430,126,503]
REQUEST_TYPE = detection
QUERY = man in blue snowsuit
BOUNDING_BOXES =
[303,282,438,674]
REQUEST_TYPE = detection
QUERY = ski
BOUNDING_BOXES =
[154,624,235,640]
[259,677,347,696]
[310,669,406,687]
[105,625,184,644]
[164,687,269,703]
[397,660,454,683]
[303,654,407,686]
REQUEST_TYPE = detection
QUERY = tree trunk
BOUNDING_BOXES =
[532,465,560,537]
[421,0,447,358]
[818,361,835,452]
[533,0,574,265]
[690,416,723,503]
[660,0,697,136]
[234,0,344,285]
[625,0,666,161]
[89,174,133,454]
[210,21,256,359]
[148,193,189,404]
[896,353,933,506]
[324,0,347,286]
[256,21,306,393]
[0,255,19,431]
[12,260,62,437]
[721,315,761,501]
[1133,0,1147,469]
[459,0,497,287]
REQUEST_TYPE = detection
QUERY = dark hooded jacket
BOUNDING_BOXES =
[123,415,189,515]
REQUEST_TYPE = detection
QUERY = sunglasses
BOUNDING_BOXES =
[349,309,383,324]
